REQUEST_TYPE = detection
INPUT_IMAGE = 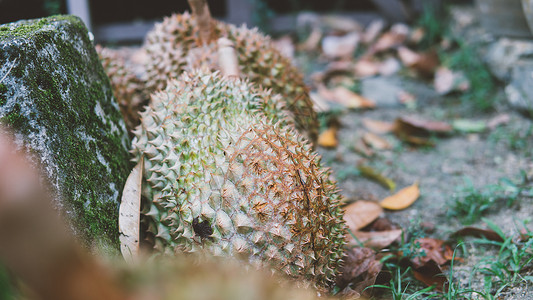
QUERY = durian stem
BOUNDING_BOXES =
[217,37,240,78]
[187,0,214,45]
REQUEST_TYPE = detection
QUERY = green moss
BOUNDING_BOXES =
[0,15,79,40]
[0,16,131,251]
[0,84,7,106]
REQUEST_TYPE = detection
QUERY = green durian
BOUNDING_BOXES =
[131,71,346,290]
[141,12,318,144]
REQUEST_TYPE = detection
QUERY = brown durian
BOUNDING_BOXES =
[131,70,346,290]
[96,45,148,132]
[141,11,318,144]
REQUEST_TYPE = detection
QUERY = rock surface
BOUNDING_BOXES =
[0,15,131,252]
[505,61,533,116]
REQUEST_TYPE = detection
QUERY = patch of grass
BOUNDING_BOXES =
[470,219,533,298]
[489,123,533,156]
[415,4,449,50]
[440,40,497,112]
[447,174,530,225]
[447,179,496,225]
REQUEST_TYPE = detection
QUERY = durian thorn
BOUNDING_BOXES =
[217,37,240,78]
[187,0,215,45]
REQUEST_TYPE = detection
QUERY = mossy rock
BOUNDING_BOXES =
[0,15,131,253]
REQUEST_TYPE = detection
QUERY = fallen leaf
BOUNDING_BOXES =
[362,132,392,150]
[343,201,383,232]
[322,32,360,58]
[380,182,419,210]
[358,165,396,191]
[451,227,504,242]
[409,27,426,44]
[273,35,295,60]
[332,86,376,109]
[301,27,322,51]
[119,157,144,263]
[318,128,338,148]
[452,119,487,133]
[434,67,470,95]
[369,24,409,54]
[412,238,455,267]
[395,116,453,135]
[397,90,417,106]
[413,260,449,292]
[364,217,400,231]
[397,46,420,66]
[321,15,363,33]
[336,247,382,297]
[309,92,332,112]
[398,47,439,77]
[487,114,510,130]
[349,229,403,249]
[354,58,380,77]
[362,19,386,44]
[362,118,396,134]
[378,57,401,76]
[353,138,375,157]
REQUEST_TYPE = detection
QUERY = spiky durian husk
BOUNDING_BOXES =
[141,12,318,144]
[131,71,346,290]
[97,46,148,132]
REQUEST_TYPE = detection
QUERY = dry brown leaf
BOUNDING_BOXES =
[361,118,395,134]
[119,157,144,263]
[395,116,453,136]
[397,90,416,105]
[451,227,504,242]
[412,260,449,292]
[412,238,455,268]
[397,46,420,66]
[354,59,380,77]
[362,132,392,150]
[301,27,322,52]
[349,229,403,249]
[273,35,295,60]
[318,128,338,148]
[322,32,360,58]
[336,247,382,297]
[380,182,420,210]
[409,27,426,44]
[378,57,401,76]
[343,201,383,232]
[353,138,375,157]
[398,47,439,77]
[370,25,408,54]
[487,113,510,130]
[332,86,376,109]
[362,19,386,44]
[434,67,470,95]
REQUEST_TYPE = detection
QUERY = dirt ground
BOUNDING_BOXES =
[315,71,533,299]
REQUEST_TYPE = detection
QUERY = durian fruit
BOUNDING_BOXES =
[131,71,346,290]
[141,11,319,144]
[96,45,148,132]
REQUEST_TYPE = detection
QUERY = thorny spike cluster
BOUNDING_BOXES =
[142,12,318,144]
[131,71,347,289]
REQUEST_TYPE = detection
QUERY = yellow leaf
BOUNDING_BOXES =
[358,165,396,191]
[362,132,392,150]
[318,128,338,148]
[343,200,383,232]
[380,182,420,210]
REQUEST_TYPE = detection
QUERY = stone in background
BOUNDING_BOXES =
[0,15,131,253]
